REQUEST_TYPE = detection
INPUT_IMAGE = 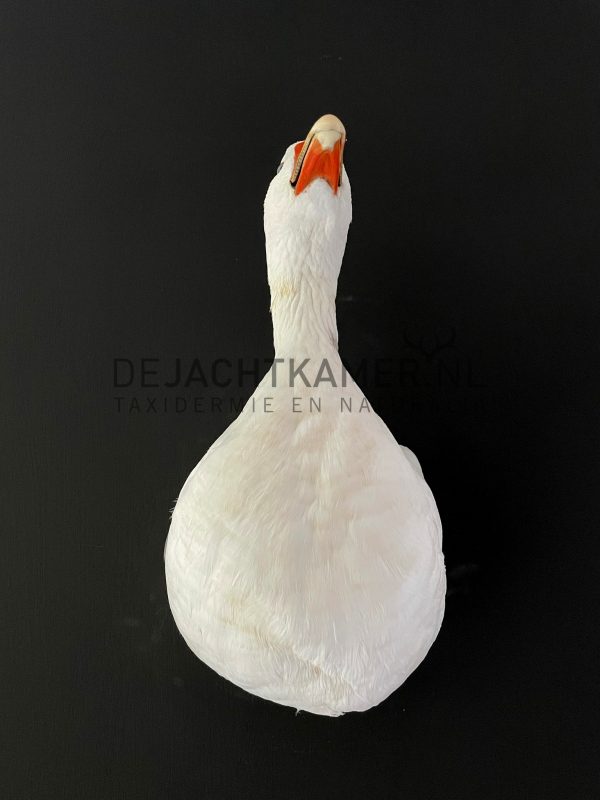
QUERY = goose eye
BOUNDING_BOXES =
[276,162,283,174]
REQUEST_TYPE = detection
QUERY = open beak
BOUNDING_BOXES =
[290,114,346,196]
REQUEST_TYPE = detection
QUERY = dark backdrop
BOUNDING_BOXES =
[3,1,599,798]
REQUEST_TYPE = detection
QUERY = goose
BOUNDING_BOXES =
[165,114,445,716]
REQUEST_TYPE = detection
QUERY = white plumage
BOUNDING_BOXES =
[165,115,445,716]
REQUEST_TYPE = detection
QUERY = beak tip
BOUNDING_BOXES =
[310,114,346,137]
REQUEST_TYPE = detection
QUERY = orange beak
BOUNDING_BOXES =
[290,114,346,196]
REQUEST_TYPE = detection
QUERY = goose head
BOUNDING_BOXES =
[264,114,352,301]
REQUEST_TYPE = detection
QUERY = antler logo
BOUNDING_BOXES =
[402,327,457,362]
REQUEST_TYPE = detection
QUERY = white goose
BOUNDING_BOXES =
[165,114,445,716]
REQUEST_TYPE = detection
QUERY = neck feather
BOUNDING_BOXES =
[270,273,338,357]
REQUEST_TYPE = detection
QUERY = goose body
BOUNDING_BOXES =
[165,115,445,716]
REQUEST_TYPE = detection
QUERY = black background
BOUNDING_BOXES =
[4,1,600,798]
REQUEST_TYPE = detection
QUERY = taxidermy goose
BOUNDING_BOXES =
[165,114,445,716]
